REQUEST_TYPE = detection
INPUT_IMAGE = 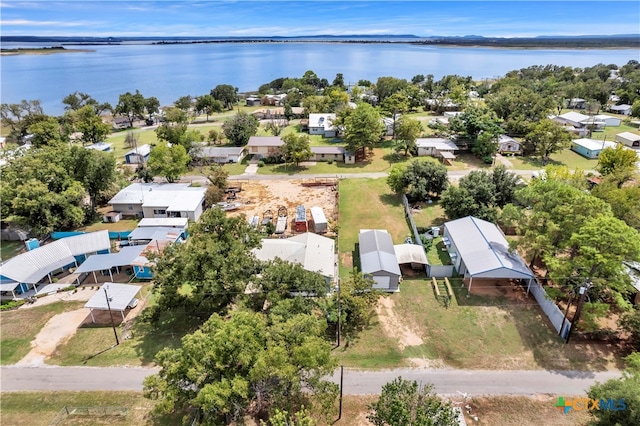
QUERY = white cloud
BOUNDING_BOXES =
[1,19,93,27]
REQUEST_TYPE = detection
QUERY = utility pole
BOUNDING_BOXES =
[104,286,120,346]
[338,365,344,420]
[559,292,574,342]
[565,279,591,344]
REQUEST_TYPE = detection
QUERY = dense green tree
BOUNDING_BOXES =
[387,160,449,201]
[332,72,346,90]
[333,269,379,336]
[471,131,499,162]
[375,76,409,103]
[115,90,146,128]
[381,92,410,116]
[150,208,262,322]
[144,310,337,425]
[394,116,422,156]
[302,95,330,115]
[343,103,383,155]
[281,133,312,167]
[620,309,640,351]
[261,407,315,426]
[68,146,117,210]
[449,105,502,145]
[587,353,640,426]
[211,84,239,110]
[173,95,192,113]
[72,105,111,146]
[195,94,223,121]
[62,91,111,115]
[524,119,572,161]
[491,165,522,208]
[222,112,259,146]
[632,99,640,118]
[367,377,458,426]
[144,96,160,122]
[1,100,46,143]
[155,122,188,146]
[592,182,640,230]
[201,165,229,209]
[162,106,189,125]
[486,85,554,135]
[597,144,638,187]
[147,143,190,183]
[27,116,63,147]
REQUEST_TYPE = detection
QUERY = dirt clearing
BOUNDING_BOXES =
[375,295,424,350]
[227,180,339,235]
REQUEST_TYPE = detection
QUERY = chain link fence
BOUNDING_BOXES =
[49,406,128,426]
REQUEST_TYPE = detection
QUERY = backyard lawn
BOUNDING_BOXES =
[0,301,85,365]
[337,178,408,277]
[1,240,25,261]
[336,278,621,371]
[508,148,599,171]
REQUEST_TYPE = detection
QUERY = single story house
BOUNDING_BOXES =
[416,138,458,160]
[85,142,113,152]
[252,107,304,120]
[308,114,337,138]
[108,183,207,221]
[443,111,463,119]
[190,144,246,164]
[610,104,632,115]
[246,136,284,158]
[112,117,130,129]
[571,138,618,159]
[252,233,336,284]
[568,98,586,109]
[310,146,346,162]
[443,216,534,293]
[262,94,288,106]
[594,114,622,127]
[359,229,401,292]
[85,283,141,322]
[616,132,640,148]
[555,112,605,130]
[124,144,151,164]
[245,96,261,106]
[0,231,110,298]
[498,135,522,154]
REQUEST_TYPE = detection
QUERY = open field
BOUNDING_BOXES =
[337,178,408,277]
[336,278,622,371]
[0,301,85,365]
[0,391,590,426]
[508,148,599,171]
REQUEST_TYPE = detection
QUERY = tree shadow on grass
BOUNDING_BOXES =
[449,282,625,371]
[270,164,308,174]
[379,193,401,207]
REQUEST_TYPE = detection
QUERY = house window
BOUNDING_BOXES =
[153,209,166,215]
[507,144,512,151]
[252,147,258,153]
[127,204,133,211]
[321,154,325,158]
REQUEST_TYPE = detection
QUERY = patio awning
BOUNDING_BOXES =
[440,151,456,159]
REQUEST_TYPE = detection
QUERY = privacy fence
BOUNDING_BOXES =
[529,279,571,338]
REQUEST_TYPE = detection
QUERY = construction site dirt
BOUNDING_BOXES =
[225,180,338,237]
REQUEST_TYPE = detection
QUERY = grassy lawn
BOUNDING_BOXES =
[0,391,590,426]
[509,149,599,171]
[411,201,446,229]
[0,301,85,365]
[337,178,409,278]
[589,121,640,142]
[337,278,621,371]
[425,238,452,265]
[48,292,190,367]
[0,391,183,426]
[1,240,25,261]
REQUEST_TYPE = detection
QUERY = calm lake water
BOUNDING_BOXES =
[1,42,637,115]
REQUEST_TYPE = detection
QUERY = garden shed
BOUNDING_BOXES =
[310,206,327,233]
[359,230,401,292]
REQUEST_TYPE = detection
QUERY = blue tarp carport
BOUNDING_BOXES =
[75,245,147,283]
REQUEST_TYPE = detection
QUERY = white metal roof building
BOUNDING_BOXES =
[571,138,618,159]
[137,217,189,229]
[108,183,206,221]
[75,245,147,283]
[616,132,640,148]
[394,244,429,265]
[443,216,534,293]
[0,231,111,297]
[84,283,141,322]
[252,233,335,282]
[359,230,401,292]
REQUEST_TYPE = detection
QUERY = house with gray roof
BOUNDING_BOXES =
[108,183,206,221]
[308,114,337,138]
[310,146,346,162]
[443,216,534,293]
[190,143,246,164]
[359,229,401,292]
[246,136,284,158]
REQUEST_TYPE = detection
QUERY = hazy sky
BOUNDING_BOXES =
[1,1,639,38]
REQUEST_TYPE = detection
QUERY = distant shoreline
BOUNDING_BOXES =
[0,46,95,56]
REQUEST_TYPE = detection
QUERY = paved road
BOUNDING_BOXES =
[0,366,620,395]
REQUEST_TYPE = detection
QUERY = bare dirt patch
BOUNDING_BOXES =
[227,180,339,235]
[16,308,90,366]
[375,295,423,350]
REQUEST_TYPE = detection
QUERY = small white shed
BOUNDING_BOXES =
[310,206,328,233]
[616,132,640,148]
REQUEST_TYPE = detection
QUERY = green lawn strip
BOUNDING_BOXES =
[337,178,408,278]
[333,315,406,369]
[508,148,599,171]
[410,202,446,229]
[79,218,140,233]
[396,279,541,369]
[0,301,85,365]
[588,121,639,142]
[1,240,25,261]
[0,391,183,426]
[47,305,188,367]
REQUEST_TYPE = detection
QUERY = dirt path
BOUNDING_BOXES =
[15,308,90,366]
[375,296,423,350]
